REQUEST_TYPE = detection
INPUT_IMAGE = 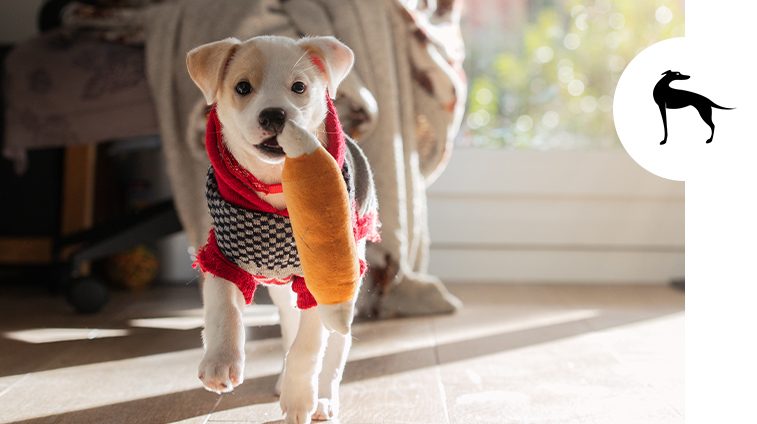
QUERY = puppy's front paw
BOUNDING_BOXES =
[312,397,339,421]
[198,348,244,394]
[280,377,317,424]
[278,120,320,158]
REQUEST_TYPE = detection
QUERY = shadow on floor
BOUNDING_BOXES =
[6,308,680,424]
[0,283,285,378]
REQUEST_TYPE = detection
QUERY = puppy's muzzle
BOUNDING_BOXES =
[258,108,287,134]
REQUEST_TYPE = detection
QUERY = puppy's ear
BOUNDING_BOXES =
[298,36,354,99]
[186,38,240,105]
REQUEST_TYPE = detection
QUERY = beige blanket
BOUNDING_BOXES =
[142,0,466,317]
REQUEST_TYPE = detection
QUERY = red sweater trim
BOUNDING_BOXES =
[194,230,368,309]
[194,230,258,303]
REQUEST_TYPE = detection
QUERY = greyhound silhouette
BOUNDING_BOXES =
[653,70,733,145]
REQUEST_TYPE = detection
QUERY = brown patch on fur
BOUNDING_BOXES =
[220,45,239,80]
[220,43,265,108]
[186,39,239,104]
[315,121,329,148]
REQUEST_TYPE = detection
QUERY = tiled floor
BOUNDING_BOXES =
[0,283,683,423]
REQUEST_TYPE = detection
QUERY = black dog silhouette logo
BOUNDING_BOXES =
[653,70,733,145]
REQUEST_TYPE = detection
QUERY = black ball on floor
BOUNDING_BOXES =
[66,277,109,314]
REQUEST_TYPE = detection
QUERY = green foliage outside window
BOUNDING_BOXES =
[461,0,684,149]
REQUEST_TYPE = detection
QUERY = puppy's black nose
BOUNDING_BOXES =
[258,108,287,134]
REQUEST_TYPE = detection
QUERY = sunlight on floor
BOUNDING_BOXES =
[432,308,601,346]
[129,305,280,330]
[0,284,683,423]
[3,328,130,344]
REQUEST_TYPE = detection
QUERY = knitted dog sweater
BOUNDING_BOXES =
[194,97,378,309]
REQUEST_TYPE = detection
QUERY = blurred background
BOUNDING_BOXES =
[434,0,684,284]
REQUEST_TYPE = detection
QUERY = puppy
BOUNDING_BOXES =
[186,35,378,423]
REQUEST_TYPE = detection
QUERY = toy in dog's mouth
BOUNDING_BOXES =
[256,136,285,156]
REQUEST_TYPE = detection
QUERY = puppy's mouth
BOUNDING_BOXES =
[255,136,285,156]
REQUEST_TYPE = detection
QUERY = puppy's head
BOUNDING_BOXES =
[187,35,354,164]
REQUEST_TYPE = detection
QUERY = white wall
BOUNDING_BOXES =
[427,149,685,284]
[0,0,44,44]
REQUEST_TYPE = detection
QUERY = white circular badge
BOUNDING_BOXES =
[614,37,735,182]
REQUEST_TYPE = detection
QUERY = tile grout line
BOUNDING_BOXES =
[430,318,452,424]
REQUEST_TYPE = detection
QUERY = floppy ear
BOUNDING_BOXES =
[297,36,354,98]
[186,38,240,105]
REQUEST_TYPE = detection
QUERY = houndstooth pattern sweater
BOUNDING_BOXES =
[205,154,356,281]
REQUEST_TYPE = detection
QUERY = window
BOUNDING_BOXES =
[460,0,684,149]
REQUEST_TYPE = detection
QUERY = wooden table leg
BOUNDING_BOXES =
[0,146,95,268]
[60,145,96,269]
[61,144,96,235]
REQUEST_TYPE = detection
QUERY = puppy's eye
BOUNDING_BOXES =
[235,81,252,96]
[291,81,307,94]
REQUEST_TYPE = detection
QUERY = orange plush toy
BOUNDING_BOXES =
[283,146,360,307]
[276,94,371,334]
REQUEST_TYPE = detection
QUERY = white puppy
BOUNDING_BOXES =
[186,35,378,423]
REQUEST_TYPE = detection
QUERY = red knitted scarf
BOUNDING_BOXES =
[205,94,346,215]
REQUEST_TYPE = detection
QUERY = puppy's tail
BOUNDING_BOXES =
[711,101,734,110]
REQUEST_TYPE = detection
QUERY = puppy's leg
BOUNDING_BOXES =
[314,240,363,420]
[198,273,246,393]
[268,284,301,395]
[280,308,328,424]
[313,331,351,421]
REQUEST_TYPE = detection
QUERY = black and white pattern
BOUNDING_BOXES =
[206,167,302,279]
[205,157,356,280]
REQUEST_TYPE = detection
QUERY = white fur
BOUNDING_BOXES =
[190,35,359,423]
[278,119,321,158]
[198,274,246,393]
